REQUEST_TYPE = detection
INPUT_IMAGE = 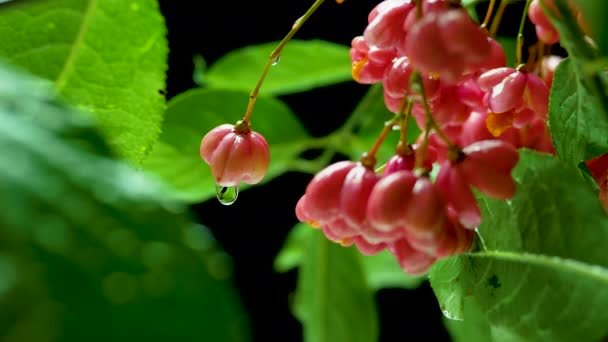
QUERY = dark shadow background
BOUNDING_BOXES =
[158,1,529,341]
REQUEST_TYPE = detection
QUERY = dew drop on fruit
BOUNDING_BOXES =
[272,55,281,66]
[215,184,239,205]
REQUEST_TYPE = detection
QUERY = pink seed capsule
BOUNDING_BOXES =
[353,236,387,256]
[303,161,357,224]
[323,218,360,241]
[600,181,608,214]
[367,170,418,232]
[487,69,527,114]
[363,0,414,49]
[388,238,436,275]
[359,223,406,244]
[350,36,396,84]
[460,140,519,199]
[529,0,560,45]
[403,177,447,238]
[340,163,379,227]
[383,152,416,175]
[295,195,321,228]
[433,208,474,258]
[200,123,270,187]
[435,161,482,229]
[405,8,491,84]
[585,153,608,184]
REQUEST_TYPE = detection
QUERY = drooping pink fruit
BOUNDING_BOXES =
[585,154,608,213]
[477,67,549,117]
[383,147,417,175]
[367,170,418,232]
[200,122,270,187]
[478,67,526,114]
[435,161,481,229]
[404,8,491,84]
[364,0,414,49]
[404,176,447,237]
[301,160,357,224]
[388,238,436,275]
[459,140,519,199]
[295,195,319,228]
[350,36,396,84]
[353,237,387,256]
[434,207,474,257]
[585,153,608,184]
[323,218,360,242]
[340,163,379,227]
[367,171,446,238]
[529,0,560,45]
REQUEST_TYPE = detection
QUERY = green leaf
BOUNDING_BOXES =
[294,231,378,342]
[546,0,608,123]
[549,58,608,162]
[443,298,492,342]
[274,223,426,290]
[360,250,425,290]
[496,37,517,68]
[350,84,421,164]
[572,0,608,59]
[430,150,608,342]
[205,39,352,95]
[275,223,423,290]
[142,88,310,203]
[274,223,316,273]
[0,62,249,341]
[462,0,483,8]
[0,0,168,163]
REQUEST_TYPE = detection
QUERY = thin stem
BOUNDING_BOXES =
[415,0,423,19]
[489,0,509,37]
[242,0,326,124]
[516,0,533,65]
[482,0,497,28]
[417,76,455,150]
[399,100,412,145]
[413,73,458,169]
[367,119,396,160]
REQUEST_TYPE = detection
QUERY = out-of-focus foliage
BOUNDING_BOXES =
[0,0,168,163]
[0,61,250,341]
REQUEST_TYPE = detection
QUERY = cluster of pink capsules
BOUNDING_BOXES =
[199,0,608,274]
[296,0,564,274]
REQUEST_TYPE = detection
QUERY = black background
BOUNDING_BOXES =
[157,1,528,341]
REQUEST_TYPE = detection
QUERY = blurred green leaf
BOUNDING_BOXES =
[549,58,608,163]
[0,62,249,341]
[572,0,608,59]
[274,223,316,273]
[430,150,608,342]
[142,88,311,203]
[360,251,425,290]
[0,0,168,163]
[496,37,517,68]
[205,39,352,95]
[547,0,608,127]
[294,231,378,342]
[443,298,492,342]
[275,223,423,290]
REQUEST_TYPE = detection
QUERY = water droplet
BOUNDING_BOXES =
[215,185,239,205]
[272,55,281,66]
[441,309,462,320]
[292,16,303,29]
